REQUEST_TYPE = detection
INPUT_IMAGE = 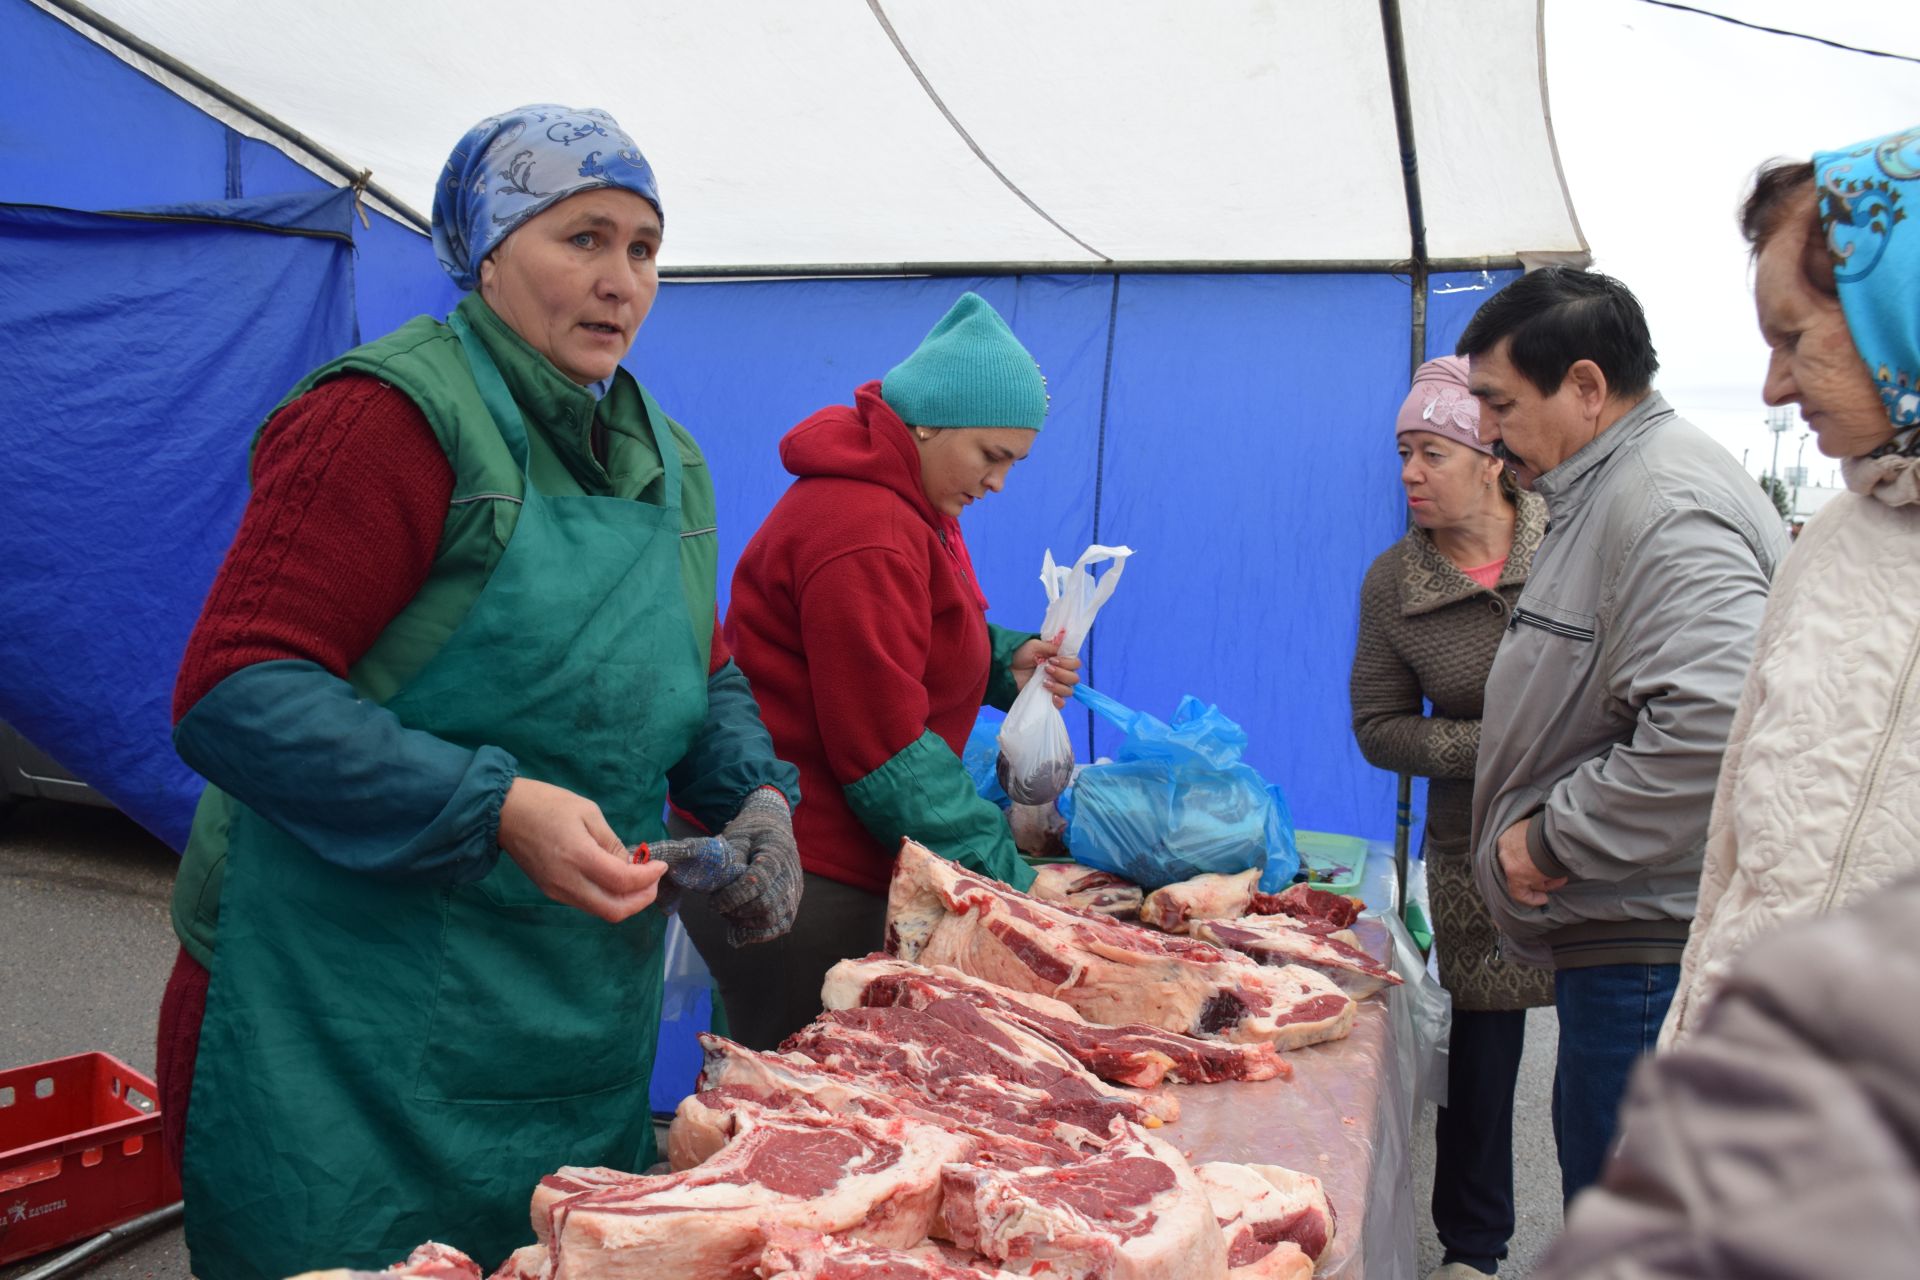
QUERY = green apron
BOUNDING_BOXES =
[182,313,708,1279]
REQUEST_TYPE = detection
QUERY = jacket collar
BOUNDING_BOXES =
[1530,391,1673,521]
[454,292,639,488]
[1400,489,1547,616]
[1842,447,1920,508]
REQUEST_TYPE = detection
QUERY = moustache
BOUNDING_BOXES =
[1490,441,1518,466]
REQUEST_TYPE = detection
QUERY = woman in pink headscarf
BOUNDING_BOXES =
[1349,356,1553,1280]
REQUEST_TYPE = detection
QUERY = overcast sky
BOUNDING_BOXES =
[1544,0,1920,489]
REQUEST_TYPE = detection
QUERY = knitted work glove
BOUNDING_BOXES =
[710,787,802,946]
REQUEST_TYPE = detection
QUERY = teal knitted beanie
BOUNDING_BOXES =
[881,293,1048,431]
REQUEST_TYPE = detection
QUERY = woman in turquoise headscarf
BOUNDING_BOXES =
[155,105,800,1279]
[1660,124,1920,1050]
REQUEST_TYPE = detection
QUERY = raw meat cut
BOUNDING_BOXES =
[1138,869,1260,933]
[1192,916,1403,997]
[531,1111,971,1280]
[689,1034,1084,1166]
[1250,882,1362,930]
[888,840,1355,1049]
[822,954,1287,1088]
[486,1244,550,1280]
[754,1227,1018,1278]
[781,1001,1179,1136]
[1224,1241,1310,1280]
[288,1242,484,1280]
[939,1121,1228,1280]
[669,1083,912,1172]
[1030,864,1145,920]
[1193,1161,1336,1273]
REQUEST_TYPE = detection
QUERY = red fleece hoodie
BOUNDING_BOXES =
[726,382,995,893]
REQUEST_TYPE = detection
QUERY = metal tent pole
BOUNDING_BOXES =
[1378,0,1429,923]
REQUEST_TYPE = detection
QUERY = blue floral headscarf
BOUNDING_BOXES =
[431,104,661,291]
[1814,125,1920,439]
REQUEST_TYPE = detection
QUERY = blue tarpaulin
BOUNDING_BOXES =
[0,194,359,847]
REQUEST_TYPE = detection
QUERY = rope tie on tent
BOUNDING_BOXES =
[349,169,373,230]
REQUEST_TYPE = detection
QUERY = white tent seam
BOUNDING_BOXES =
[29,0,428,233]
[866,0,1112,264]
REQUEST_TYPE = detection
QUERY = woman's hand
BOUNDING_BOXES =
[1012,636,1082,710]
[497,777,667,922]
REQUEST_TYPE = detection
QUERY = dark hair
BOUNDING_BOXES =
[1740,159,1837,298]
[1455,267,1659,400]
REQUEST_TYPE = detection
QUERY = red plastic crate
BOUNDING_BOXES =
[0,1053,180,1264]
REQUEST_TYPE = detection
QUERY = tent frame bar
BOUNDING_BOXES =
[661,255,1522,281]
[35,0,431,233]
[1380,0,1429,917]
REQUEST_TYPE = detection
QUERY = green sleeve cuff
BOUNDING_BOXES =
[985,623,1040,712]
[173,659,514,885]
[845,729,1036,891]
[667,661,802,830]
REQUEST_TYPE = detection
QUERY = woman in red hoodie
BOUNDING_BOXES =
[679,292,1076,1048]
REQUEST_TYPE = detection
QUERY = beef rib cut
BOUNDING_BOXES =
[1030,864,1145,920]
[781,1001,1178,1138]
[287,1242,484,1280]
[753,1227,1019,1278]
[1193,1161,1336,1275]
[938,1121,1228,1280]
[822,954,1287,1088]
[1191,916,1403,997]
[1250,882,1362,930]
[1138,869,1260,933]
[887,840,1354,1049]
[690,1034,1083,1166]
[531,1111,970,1280]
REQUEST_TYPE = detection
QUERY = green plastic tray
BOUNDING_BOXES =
[1293,830,1367,897]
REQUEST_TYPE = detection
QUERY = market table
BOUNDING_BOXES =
[1167,851,1447,1280]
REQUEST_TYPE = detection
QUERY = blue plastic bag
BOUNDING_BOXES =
[963,710,1011,809]
[1061,685,1298,892]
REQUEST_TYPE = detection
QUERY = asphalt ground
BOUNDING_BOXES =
[1,801,186,1280]
[1,798,1569,1279]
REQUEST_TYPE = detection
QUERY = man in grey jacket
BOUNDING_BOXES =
[1460,268,1786,1208]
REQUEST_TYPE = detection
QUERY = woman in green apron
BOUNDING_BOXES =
[154,105,800,1280]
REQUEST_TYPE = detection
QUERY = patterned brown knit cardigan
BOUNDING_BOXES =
[1350,490,1553,1011]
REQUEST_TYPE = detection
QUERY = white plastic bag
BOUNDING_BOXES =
[996,544,1133,804]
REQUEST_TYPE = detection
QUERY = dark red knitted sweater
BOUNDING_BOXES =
[174,374,728,723]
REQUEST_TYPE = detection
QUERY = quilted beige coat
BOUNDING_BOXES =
[1661,450,1920,1047]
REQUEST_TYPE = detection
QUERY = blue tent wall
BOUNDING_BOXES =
[0,2,452,847]
[0,195,359,848]
[636,271,1431,841]
[0,0,458,343]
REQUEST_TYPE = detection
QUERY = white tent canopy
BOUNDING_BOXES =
[44,0,1587,271]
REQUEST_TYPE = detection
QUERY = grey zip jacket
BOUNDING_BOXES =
[1471,393,1787,968]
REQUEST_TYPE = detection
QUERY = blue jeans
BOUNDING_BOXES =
[1552,963,1679,1204]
